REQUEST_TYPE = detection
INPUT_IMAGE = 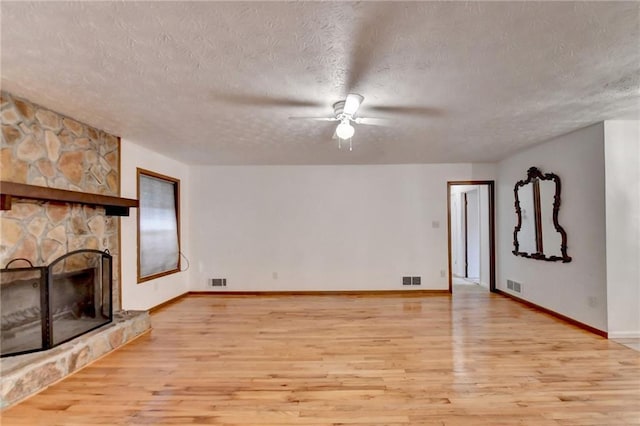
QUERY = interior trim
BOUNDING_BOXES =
[149,292,189,313]
[149,290,449,312]
[187,290,450,297]
[447,180,496,293]
[494,289,607,338]
[136,167,181,283]
[149,289,609,339]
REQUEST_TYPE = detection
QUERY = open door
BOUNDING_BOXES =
[447,181,496,293]
[465,189,481,282]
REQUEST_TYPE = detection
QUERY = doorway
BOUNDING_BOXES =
[447,181,495,293]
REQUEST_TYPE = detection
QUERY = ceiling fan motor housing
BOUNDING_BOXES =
[333,101,346,119]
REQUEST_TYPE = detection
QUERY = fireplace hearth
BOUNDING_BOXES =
[1,249,112,357]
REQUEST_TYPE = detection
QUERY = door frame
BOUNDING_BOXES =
[447,181,496,293]
[463,192,469,278]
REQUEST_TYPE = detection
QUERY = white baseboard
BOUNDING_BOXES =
[608,331,640,339]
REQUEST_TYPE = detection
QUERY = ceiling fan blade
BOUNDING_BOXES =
[367,105,445,117]
[344,93,364,115]
[288,116,338,121]
[354,117,389,126]
[209,91,323,108]
[346,4,400,91]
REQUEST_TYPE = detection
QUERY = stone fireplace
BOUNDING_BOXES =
[0,92,149,408]
[1,91,121,305]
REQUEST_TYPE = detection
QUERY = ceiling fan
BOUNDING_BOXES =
[208,5,443,152]
[289,93,387,151]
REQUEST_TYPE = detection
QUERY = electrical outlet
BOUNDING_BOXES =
[402,276,412,286]
[440,270,446,278]
[588,296,597,308]
[412,276,421,286]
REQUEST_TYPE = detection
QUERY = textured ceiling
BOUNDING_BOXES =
[2,1,639,165]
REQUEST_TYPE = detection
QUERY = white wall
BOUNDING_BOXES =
[189,164,481,291]
[497,123,608,331]
[120,139,191,310]
[470,163,498,181]
[604,120,640,338]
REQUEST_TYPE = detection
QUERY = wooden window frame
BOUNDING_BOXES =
[137,168,181,283]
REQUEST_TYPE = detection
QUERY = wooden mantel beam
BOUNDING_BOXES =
[0,181,138,216]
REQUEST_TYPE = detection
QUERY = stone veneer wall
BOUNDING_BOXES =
[0,91,121,309]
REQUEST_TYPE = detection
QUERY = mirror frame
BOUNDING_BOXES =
[513,167,571,263]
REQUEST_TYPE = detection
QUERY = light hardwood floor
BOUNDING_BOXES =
[2,286,639,425]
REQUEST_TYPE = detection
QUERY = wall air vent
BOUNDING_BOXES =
[507,279,522,293]
[210,278,227,287]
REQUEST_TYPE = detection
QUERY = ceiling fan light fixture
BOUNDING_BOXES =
[335,120,355,139]
[343,93,364,115]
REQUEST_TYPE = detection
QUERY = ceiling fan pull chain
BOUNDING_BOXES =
[349,138,353,152]
[338,138,342,150]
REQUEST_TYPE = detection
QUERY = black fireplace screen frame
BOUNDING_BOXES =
[1,249,113,358]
